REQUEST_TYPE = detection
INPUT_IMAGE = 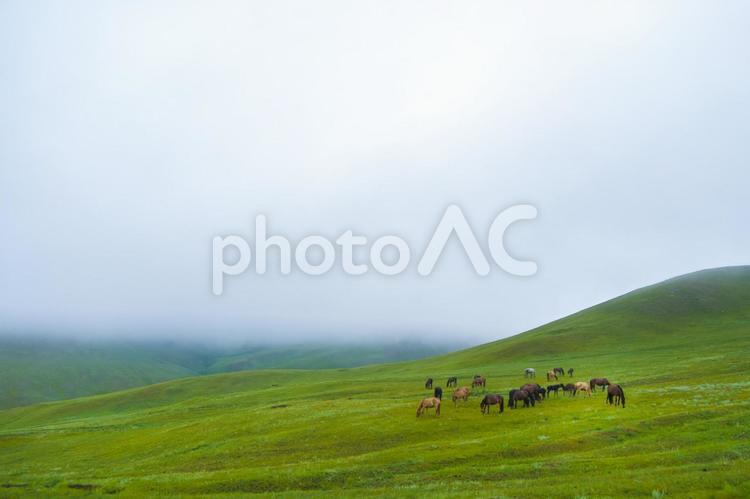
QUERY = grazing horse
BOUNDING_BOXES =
[567,368,574,377]
[434,386,443,400]
[547,384,564,396]
[472,376,486,389]
[553,367,565,377]
[589,378,610,392]
[425,378,433,389]
[521,383,544,401]
[480,394,504,414]
[606,384,625,407]
[574,381,592,397]
[416,397,441,417]
[452,387,470,405]
[446,376,458,387]
[524,368,536,378]
[563,383,576,396]
[546,370,558,381]
[509,389,535,408]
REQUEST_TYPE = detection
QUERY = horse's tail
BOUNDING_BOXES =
[499,396,504,413]
[620,388,625,408]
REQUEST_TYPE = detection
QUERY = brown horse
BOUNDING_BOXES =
[546,370,558,381]
[472,376,486,388]
[606,384,625,407]
[452,387,471,405]
[574,381,591,397]
[509,389,535,408]
[589,378,610,392]
[521,383,544,401]
[553,367,565,377]
[416,397,441,417]
[480,394,504,414]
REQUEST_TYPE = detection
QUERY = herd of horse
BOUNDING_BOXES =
[417,370,625,417]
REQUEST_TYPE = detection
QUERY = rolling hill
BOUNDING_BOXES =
[0,266,748,497]
[0,337,456,409]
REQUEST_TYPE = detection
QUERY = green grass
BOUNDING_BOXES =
[1,266,749,497]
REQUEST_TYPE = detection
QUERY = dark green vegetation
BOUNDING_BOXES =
[0,339,454,409]
[1,267,749,497]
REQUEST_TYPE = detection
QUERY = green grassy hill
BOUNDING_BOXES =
[0,338,456,409]
[1,267,749,497]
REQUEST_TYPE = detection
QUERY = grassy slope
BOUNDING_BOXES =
[0,340,453,409]
[0,267,749,497]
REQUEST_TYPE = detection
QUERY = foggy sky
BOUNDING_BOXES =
[1,1,748,345]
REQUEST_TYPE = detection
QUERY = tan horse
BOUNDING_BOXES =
[574,381,591,397]
[416,397,441,417]
[452,387,471,405]
[546,370,558,381]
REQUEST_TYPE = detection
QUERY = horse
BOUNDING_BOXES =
[589,378,610,392]
[554,367,565,377]
[472,376,486,389]
[480,394,504,414]
[567,368,574,377]
[524,368,536,378]
[425,378,433,389]
[509,389,535,409]
[563,383,576,396]
[452,387,470,405]
[434,386,443,400]
[416,397,441,417]
[574,381,592,397]
[546,370,558,381]
[547,384,564,396]
[521,383,544,401]
[446,376,458,387]
[538,387,547,400]
[606,384,625,407]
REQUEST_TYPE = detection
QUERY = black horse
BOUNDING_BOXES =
[425,378,433,389]
[546,384,564,396]
[480,394,504,414]
[567,368,574,377]
[434,386,443,400]
[446,376,458,387]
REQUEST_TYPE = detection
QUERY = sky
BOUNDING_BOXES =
[1,1,748,345]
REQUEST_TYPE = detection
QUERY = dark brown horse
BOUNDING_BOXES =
[589,378,610,392]
[446,376,458,387]
[606,384,625,407]
[425,378,433,389]
[563,383,576,396]
[567,368,574,377]
[521,383,544,401]
[472,376,486,388]
[434,386,443,400]
[480,394,504,414]
[508,389,535,408]
[553,367,565,377]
